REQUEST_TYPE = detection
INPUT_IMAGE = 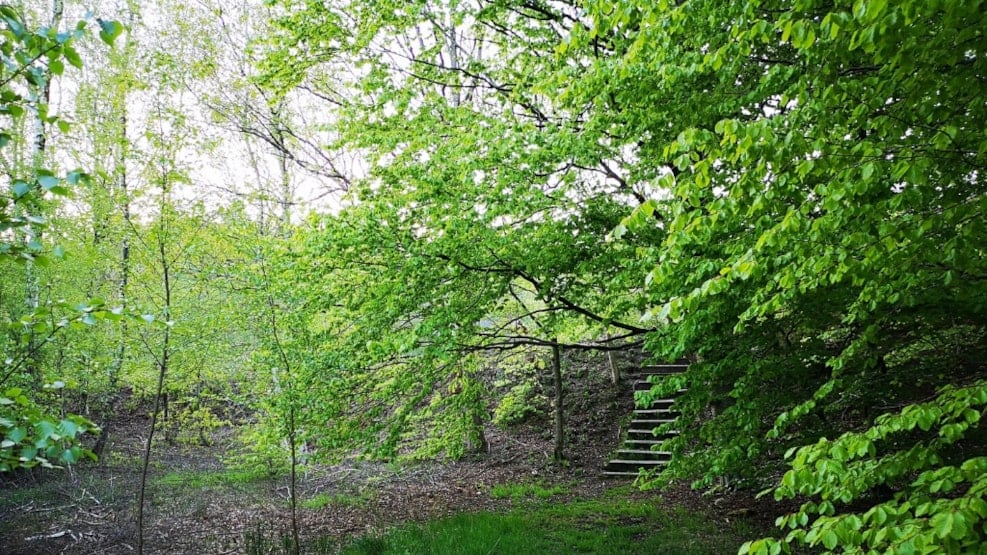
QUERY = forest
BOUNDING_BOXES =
[1,0,985,553]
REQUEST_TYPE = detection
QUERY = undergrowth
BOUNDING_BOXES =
[336,496,755,555]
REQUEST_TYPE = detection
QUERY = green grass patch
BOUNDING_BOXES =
[489,479,569,500]
[301,490,374,510]
[339,495,755,555]
[154,468,267,489]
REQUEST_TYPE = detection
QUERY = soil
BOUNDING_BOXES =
[0,351,785,554]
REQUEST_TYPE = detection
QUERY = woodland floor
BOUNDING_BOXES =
[0,355,782,554]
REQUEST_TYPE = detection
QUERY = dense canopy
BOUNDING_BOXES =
[1,0,985,553]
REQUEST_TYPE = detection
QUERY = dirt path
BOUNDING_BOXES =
[0,416,772,554]
[0,416,633,554]
[0,354,778,553]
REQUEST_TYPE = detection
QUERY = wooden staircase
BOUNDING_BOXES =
[602,363,687,477]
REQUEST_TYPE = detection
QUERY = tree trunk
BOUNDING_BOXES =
[552,343,565,462]
[99,5,134,468]
[259,257,300,555]
[136,177,174,555]
[22,0,65,384]
[606,333,620,386]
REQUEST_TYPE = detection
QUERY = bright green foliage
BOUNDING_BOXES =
[493,381,543,428]
[0,5,85,262]
[259,0,660,461]
[0,6,120,472]
[490,350,552,428]
[556,0,987,551]
[0,0,977,551]
[260,0,986,551]
[743,382,987,554]
[0,384,97,471]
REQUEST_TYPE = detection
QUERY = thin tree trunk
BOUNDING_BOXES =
[287,402,300,554]
[260,257,300,555]
[552,343,565,462]
[136,182,174,555]
[22,0,65,384]
[109,109,131,388]
[606,333,620,385]
[99,4,135,460]
[443,11,461,107]
[135,300,169,554]
[135,320,168,555]
[262,99,300,551]
[268,103,292,236]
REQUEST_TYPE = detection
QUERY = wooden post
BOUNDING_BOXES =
[606,333,620,385]
[552,342,565,462]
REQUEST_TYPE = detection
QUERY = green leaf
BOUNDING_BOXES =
[930,511,954,539]
[65,170,84,185]
[63,45,82,68]
[19,445,37,461]
[865,0,888,22]
[821,529,838,550]
[98,19,123,45]
[3,14,25,39]
[861,162,875,181]
[38,175,60,191]
[12,181,31,198]
[35,420,56,440]
[59,419,78,438]
[7,427,26,443]
[60,447,80,464]
[48,58,64,76]
[781,20,793,43]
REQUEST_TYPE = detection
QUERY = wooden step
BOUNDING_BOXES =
[628,430,674,439]
[606,458,667,466]
[624,437,675,446]
[633,397,677,408]
[631,418,675,428]
[633,408,677,415]
[604,362,687,477]
[602,459,670,473]
[615,449,672,457]
[639,364,689,375]
[627,428,671,438]
[634,404,676,414]
[633,412,678,420]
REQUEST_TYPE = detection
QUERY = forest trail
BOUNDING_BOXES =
[0,360,771,554]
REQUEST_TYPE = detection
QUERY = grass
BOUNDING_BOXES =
[337,496,757,555]
[154,468,267,489]
[147,467,277,513]
[489,479,570,500]
[301,490,375,510]
[3,464,763,555]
